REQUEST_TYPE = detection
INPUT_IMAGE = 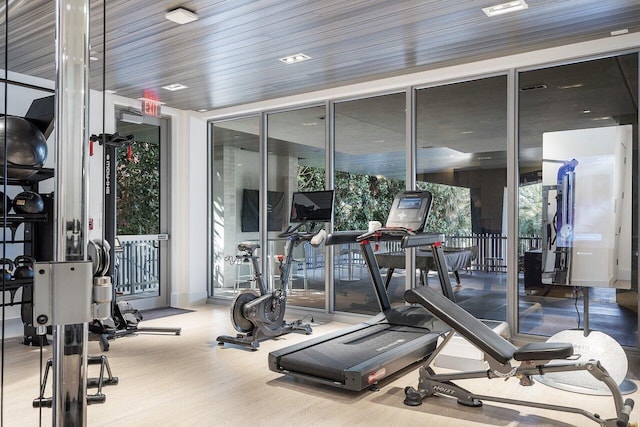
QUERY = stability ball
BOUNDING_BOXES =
[0,116,48,178]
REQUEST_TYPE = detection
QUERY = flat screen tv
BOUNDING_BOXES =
[241,189,285,232]
[289,190,334,223]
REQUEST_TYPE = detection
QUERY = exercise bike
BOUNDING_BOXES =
[216,222,326,350]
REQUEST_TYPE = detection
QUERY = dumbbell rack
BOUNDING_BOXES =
[0,168,54,345]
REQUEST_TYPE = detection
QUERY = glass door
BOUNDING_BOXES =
[114,114,170,309]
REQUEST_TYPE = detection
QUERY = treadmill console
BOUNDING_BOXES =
[385,191,432,232]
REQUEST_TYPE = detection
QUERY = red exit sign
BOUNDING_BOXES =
[142,98,161,117]
[141,89,161,117]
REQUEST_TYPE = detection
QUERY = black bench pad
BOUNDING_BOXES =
[405,286,517,365]
[405,286,576,365]
[513,342,573,361]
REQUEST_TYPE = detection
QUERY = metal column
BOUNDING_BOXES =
[53,0,90,425]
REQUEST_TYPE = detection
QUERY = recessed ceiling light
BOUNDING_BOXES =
[197,109,208,113]
[302,122,318,126]
[582,109,591,114]
[460,131,473,135]
[161,83,188,91]
[483,0,528,17]
[89,56,99,61]
[279,53,311,64]
[165,7,198,25]
[611,29,629,36]
[592,116,612,121]
[104,89,117,94]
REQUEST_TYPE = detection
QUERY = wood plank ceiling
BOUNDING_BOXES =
[0,0,639,112]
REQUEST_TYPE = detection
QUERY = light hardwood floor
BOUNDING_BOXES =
[1,304,638,427]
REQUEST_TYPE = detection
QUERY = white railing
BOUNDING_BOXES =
[115,235,160,296]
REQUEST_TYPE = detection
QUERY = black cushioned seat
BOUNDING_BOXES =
[513,342,573,361]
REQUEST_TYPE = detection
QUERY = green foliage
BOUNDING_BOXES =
[297,165,471,234]
[297,166,325,191]
[417,181,471,235]
[331,171,406,231]
[519,183,542,236]
[116,142,160,235]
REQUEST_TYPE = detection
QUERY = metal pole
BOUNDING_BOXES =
[53,0,90,425]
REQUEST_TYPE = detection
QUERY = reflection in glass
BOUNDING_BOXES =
[518,54,638,348]
[416,76,508,322]
[211,116,260,298]
[267,106,327,310]
[334,93,406,314]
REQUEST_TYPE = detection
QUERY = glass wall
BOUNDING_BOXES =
[210,116,260,298]
[333,92,406,314]
[416,76,508,321]
[207,50,639,349]
[517,53,638,347]
[266,106,327,310]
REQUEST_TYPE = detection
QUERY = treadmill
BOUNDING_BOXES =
[268,190,456,391]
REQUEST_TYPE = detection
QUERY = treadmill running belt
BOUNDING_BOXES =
[278,323,430,383]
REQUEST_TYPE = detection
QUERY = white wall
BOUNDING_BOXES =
[180,113,208,306]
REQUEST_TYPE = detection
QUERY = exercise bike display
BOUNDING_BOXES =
[217,190,334,350]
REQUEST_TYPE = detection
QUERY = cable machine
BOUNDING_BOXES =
[88,132,181,350]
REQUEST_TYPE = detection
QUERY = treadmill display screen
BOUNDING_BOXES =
[398,197,423,209]
[289,190,334,223]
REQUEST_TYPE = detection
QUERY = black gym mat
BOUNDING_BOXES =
[139,307,194,321]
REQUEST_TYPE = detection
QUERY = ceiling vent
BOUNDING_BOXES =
[520,83,548,92]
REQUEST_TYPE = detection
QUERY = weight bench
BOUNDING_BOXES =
[403,286,635,427]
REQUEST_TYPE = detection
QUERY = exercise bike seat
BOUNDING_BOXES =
[512,341,574,361]
[237,242,260,252]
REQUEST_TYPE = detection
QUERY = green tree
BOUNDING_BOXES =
[417,181,471,235]
[116,141,160,235]
[519,183,542,237]
[297,165,471,235]
[297,165,325,191]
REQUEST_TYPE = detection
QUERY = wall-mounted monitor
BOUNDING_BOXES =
[289,190,334,223]
[241,189,285,232]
